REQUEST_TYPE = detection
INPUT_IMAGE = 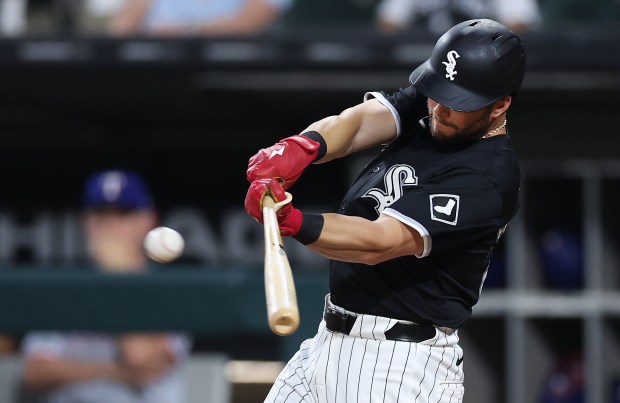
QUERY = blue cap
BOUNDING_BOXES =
[83,170,153,211]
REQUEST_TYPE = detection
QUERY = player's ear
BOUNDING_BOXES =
[490,96,512,118]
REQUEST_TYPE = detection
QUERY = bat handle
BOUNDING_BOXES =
[268,192,293,213]
[270,309,299,336]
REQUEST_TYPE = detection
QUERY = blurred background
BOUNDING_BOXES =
[0,0,619,402]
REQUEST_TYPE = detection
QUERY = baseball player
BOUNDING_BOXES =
[245,19,525,403]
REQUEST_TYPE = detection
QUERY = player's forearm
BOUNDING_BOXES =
[306,213,420,265]
[304,99,397,163]
[23,358,121,390]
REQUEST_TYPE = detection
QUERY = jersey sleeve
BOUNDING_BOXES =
[382,169,503,258]
[364,85,427,138]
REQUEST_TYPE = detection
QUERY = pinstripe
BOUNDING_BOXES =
[293,360,312,401]
[413,337,439,402]
[372,316,377,339]
[323,332,334,402]
[303,324,327,366]
[272,370,301,402]
[382,340,397,402]
[377,320,396,402]
[410,342,419,399]
[344,337,355,402]
[369,340,382,402]
[427,333,447,402]
[297,393,310,403]
[396,342,412,402]
[368,318,381,401]
[332,336,342,402]
[308,327,330,402]
[333,333,345,402]
[283,381,306,401]
[356,339,368,403]
[307,327,329,388]
[445,343,458,382]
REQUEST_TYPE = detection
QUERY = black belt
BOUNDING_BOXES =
[323,308,437,343]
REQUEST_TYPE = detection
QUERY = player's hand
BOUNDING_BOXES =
[245,178,303,236]
[246,135,321,190]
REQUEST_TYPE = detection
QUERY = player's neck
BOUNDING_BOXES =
[481,117,507,139]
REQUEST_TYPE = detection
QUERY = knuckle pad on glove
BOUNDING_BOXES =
[245,135,319,188]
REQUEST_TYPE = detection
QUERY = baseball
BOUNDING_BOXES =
[143,226,185,263]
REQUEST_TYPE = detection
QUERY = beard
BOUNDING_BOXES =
[428,105,493,143]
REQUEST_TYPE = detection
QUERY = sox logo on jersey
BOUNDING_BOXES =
[362,164,418,213]
[430,194,460,226]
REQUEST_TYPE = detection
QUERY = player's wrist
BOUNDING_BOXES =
[299,131,327,162]
[292,213,324,245]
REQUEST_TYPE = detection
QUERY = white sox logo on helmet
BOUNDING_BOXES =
[362,164,418,213]
[443,50,460,81]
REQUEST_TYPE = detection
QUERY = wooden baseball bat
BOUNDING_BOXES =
[262,193,300,336]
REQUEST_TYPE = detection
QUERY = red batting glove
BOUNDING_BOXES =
[244,178,303,237]
[246,134,321,190]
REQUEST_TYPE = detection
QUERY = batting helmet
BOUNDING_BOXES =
[409,19,526,112]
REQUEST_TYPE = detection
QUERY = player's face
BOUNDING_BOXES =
[427,99,493,143]
[83,208,156,271]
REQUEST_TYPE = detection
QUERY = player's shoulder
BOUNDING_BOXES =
[447,135,520,186]
[458,135,521,198]
[365,85,426,113]
[486,135,521,186]
[365,85,428,135]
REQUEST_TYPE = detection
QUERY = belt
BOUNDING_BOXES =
[323,308,437,343]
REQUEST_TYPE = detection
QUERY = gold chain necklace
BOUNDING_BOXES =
[482,118,507,138]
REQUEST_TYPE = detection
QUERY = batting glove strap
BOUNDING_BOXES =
[292,213,324,245]
[301,131,327,162]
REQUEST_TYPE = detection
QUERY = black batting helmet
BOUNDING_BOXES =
[409,19,526,112]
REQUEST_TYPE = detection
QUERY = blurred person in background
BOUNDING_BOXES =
[108,0,291,36]
[376,0,541,34]
[270,0,382,30]
[0,335,17,354]
[19,169,191,403]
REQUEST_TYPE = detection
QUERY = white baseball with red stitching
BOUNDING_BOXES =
[143,226,185,263]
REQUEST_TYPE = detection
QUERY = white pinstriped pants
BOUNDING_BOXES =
[264,295,464,403]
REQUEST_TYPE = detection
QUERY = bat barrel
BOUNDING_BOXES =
[263,195,300,336]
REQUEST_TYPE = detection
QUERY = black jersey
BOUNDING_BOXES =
[329,85,521,328]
